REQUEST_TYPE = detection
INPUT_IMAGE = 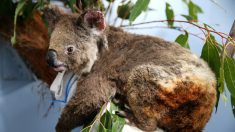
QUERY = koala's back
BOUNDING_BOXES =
[94,27,216,131]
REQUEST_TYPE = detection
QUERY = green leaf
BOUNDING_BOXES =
[106,0,115,2]
[36,0,46,10]
[98,111,112,131]
[97,122,111,132]
[110,101,125,132]
[215,93,220,112]
[110,102,120,112]
[218,59,225,94]
[181,14,193,21]
[231,96,235,117]
[222,93,227,103]
[129,0,150,23]
[165,2,174,27]
[203,23,216,31]
[201,36,222,110]
[11,0,26,45]
[68,0,77,12]
[175,31,190,49]
[182,0,190,4]
[81,126,91,132]
[80,0,104,11]
[22,1,38,19]
[111,114,125,132]
[201,36,221,80]
[117,1,134,19]
[194,3,203,13]
[82,101,125,132]
[182,0,203,21]
[188,1,203,21]
[224,56,235,98]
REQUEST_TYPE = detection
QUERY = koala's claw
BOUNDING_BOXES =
[115,109,135,125]
[124,104,131,110]
[112,98,120,104]
[115,110,127,117]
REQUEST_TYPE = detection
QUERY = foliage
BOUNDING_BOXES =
[224,56,235,98]
[128,0,150,23]
[182,0,203,21]
[175,31,190,49]
[231,96,235,117]
[200,34,222,109]
[1,0,235,131]
[165,2,174,27]
[11,0,27,45]
[81,101,125,132]
[77,0,104,11]
[117,1,133,20]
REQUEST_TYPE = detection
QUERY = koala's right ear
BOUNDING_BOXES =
[43,6,62,32]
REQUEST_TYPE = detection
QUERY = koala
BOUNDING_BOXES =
[44,7,216,132]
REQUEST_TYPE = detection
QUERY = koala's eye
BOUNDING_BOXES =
[67,47,74,52]
[66,45,75,54]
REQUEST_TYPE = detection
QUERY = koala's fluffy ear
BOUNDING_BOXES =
[43,6,62,32]
[80,10,106,32]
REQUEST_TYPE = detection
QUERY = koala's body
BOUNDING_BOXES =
[45,7,216,132]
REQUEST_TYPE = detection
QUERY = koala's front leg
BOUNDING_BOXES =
[55,74,115,132]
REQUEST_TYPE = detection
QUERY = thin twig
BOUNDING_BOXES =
[120,20,232,41]
[124,26,205,40]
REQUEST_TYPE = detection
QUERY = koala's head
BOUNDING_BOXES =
[44,7,108,75]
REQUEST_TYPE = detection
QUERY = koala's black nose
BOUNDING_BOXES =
[46,49,58,67]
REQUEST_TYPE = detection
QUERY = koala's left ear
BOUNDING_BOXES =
[80,10,106,32]
[43,5,63,32]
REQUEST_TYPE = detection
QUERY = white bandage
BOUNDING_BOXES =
[50,71,79,103]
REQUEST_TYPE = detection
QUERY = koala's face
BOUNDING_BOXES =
[45,8,107,75]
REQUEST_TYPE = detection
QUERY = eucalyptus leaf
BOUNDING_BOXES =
[68,0,77,12]
[175,31,190,49]
[97,123,111,132]
[201,36,221,80]
[110,102,125,132]
[165,2,174,27]
[98,111,112,131]
[188,1,203,21]
[201,36,222,109]
[224,56,235,98]
[110,101,120,112]
[182,0,190,4]
[204,23,216,31]
[218,59,224,100]
[106,0,115,2]
[222,94,227,102]
[181,14,193,21]
[22,0,38,19]
[81,126,91,132]
[117,1,134,19]
[11,0,27,45]
[111,114,125,132]
[79,0,104,11]
[231,96,235,117]
[182,0,203,21]
[129,0,150,23]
